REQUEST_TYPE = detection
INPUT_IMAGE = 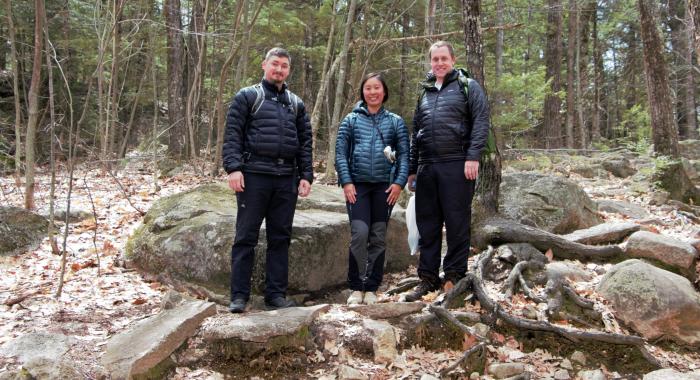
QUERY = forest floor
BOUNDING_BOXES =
[1,154,699,379]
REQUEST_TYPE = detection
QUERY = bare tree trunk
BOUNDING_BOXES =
[565,0,576,148]
[310,0,337,146]
[461,0,502,221]
[689,0,700,59]
[24,0,45,210]
[233,0,251,91]
[684,7,699,139]
[495,0,504,84]
[398,12,409,116]
[5,0,23,177]
[639,0,679,157]
[325,0,358,180]
[543,0,563,148]
[106,0,124,157]
[164,0,186,158]
[185,0,210,159]
[425,0,437,37]
[591,4,602,142]
[43,5,60,255]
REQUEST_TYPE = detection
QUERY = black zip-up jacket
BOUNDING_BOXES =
[222,79,313,183]
[409,69,490,175]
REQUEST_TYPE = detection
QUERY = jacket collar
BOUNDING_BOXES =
[352,101,386,117]
[421,69,459,90]
[261,78,287,94]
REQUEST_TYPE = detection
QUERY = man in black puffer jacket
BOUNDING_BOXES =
[222,47,313,313]
[404,41,490,302]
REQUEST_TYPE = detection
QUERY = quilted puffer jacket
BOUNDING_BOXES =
[335,102,409,187]
[222,79,313,183]
[409,69,490,175]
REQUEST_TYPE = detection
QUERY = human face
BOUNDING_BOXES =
[362,77,385,111]
[430,46,456,82]
[261,55,290,85]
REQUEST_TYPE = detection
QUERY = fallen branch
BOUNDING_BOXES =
[439,342,486,377]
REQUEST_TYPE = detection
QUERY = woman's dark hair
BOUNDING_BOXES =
[359,72,389,103]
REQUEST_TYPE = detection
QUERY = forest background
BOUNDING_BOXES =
[1,0,699,196]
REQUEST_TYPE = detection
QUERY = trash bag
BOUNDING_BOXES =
[406,194,420,255]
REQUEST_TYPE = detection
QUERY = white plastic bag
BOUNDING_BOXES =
[406,194,420,255]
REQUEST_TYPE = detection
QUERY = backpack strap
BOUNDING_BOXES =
[251,83,265,116]
[286,89,299,118]
[456,68,498,157]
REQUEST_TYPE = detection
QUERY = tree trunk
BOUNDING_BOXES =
[325,0,358,181]
[565,0,577,148]
[461,0,502,223]
[398,12,409,117]
[106,0,124,157]
[5,0,22,177]
[639,0,699,203]
[310,0,337,147]
[495,0,504,84]
[185,0,209,159]
[689,0,700,58]
[164,0,186,158]
[591,4,602,142]
[578,0,596,148]
[543,0,563,148]
[684,7,699,139]
[24,0,45,210]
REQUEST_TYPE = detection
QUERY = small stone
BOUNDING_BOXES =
[524,305,538,320]
[560,358,573,370]
[554,369,571,380]
[338,364,366,380]
[473,323,490,338]
[470,372,480,380]
[570,350,586,365]
[420,375,440,380]
[488,363,525,379]
[578,369,605,380]
[161,290,183,310]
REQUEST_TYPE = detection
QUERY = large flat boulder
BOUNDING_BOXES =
[625,231,698,277]
[101,299,216,379]
[597,200,650,220]
[562,222,640,245]
[126,183,413,295]
[643,369,700,380]
[0,332,79,380]
[597,259,700,346]
[499,173,602,234]
[0,206,48,256]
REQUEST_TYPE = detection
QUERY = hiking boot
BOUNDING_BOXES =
[229,298,247,313]
[362,291,377,305]
[347,291,364,305]
[264,297,296,310]
[404,281,436,302]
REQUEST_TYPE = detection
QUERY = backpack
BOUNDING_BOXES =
[250,83,300,118]
[416,68,497,157]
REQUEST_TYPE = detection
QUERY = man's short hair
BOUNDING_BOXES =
[428,41,455,59]
[265,47,291,64]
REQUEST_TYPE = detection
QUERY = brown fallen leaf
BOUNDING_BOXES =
[545,248,554,262]
[132,298,147,305]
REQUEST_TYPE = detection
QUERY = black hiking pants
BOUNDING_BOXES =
[230,172,298,302]
[346,182,393,292]
[415,161,476,288]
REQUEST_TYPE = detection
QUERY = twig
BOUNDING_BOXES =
[105,168,145,216]
[439,342,485,376]
[83,172,101,276]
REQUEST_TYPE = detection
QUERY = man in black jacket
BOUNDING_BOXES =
[222,47,313,313]
[404,41,490,301]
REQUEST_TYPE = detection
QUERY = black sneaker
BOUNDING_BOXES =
[265,297,296,310]
[229,298,247,313]
[404,281,436,302]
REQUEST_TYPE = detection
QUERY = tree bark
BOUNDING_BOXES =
[105,0,124,157]
[543,0,563,148]
[325,0,358,180]
[495,0,504,84]
[638,0,679,158]
[310,0,337,149]
[24,0,45,210]
[5,0,23,177]
[461,0,502,223]
[689,0,700,58]
[185,0,209,159]
[591,4,603,142]
[565,0,577,148]
[683,6,699,139]
[164,0,186,158]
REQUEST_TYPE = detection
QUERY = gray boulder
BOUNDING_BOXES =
[347,302,425,320]
[44,207,93,224]
[625,231,698,277]
[0,206,48,256]
[597,200,650,220]
[602,157,637,178]
[643,369,700,380]
[126,183,414,295]
[499,173,602,234]
[101,299,216,379]
[563,222,640,245]
[597,259,700,345]
[0,332,79,380]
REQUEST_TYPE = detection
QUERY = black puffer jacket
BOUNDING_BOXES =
[222,79,313,183]
[409,69,490,175]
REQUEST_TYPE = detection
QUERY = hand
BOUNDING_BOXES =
[386,184,401,205]
[343,183,357,204]
[407,174,417,192]
[464,161,479,180]
[228,171,245,192]
[298,179,311,197]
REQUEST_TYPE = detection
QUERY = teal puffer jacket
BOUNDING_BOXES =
[335,102,410,187]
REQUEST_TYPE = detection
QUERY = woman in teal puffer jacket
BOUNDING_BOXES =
[335,72,410,305]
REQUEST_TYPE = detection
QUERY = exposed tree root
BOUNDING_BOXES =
[476,217,624,261]
[439,342,486,377]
